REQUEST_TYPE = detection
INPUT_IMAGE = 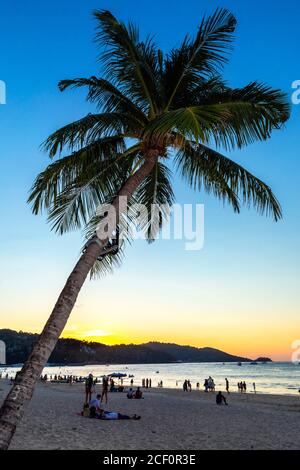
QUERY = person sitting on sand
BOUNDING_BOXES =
[89,394,101,411]
[134,387,143,399]
[216,391,228,405]
[127,388,134,399]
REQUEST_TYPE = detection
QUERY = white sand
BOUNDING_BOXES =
[1,379,300,450]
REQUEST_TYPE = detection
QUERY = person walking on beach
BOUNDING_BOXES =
[225,378,230,394]
[187,380,192,391]
[183,380,188,392]
[85,373,94,404]
[101,376,109,404]
[253,382,256,394]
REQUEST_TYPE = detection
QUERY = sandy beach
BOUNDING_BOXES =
[0,379,299,450]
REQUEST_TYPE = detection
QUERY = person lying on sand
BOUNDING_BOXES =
[90,407,141,420]
[216,391,228,405]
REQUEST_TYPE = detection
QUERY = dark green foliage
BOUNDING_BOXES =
[28,9,290,277]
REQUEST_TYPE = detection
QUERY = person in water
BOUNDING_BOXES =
[216,391,228,405]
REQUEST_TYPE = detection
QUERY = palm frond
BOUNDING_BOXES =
[164,8,236,109]
[94,10,161,116]
[58,76,148,124]
[145,81,290,149]
[28,136,126,214]
[89,244,125,279]
[43,112,140,157]
[133,162,175,241]
[47,146,141,234]
[186,80,290,149]
[176,141,282,220]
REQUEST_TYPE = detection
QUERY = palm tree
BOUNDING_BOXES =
[0,8,289,449]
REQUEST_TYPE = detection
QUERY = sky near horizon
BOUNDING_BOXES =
[0,0,299,361]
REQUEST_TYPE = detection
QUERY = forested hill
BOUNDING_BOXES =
[0,329,254,365]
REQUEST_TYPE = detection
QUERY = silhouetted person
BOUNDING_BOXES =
[225,378,230,394]
[101,376,108,404]
[216,391,228,405]
[85,373,94,404]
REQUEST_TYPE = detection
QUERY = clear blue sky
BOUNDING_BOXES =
[0,0,299,359]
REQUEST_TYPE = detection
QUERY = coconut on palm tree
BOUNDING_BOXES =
[0,8,290,449]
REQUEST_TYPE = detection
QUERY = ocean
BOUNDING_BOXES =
[1,361,300,395]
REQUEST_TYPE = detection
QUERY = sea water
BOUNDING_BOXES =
[1,361,300,395]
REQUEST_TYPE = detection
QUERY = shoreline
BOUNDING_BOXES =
[0,377,298,398]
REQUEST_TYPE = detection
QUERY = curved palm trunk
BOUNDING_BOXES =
[0,151,158,450]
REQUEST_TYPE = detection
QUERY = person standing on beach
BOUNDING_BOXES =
[253,382,256,394]
[225,378,230,394]
[101,376,109,404]
[85,373,94,404]
[149,379,152,388]
[243,381,247,393]
[183,380,188,392]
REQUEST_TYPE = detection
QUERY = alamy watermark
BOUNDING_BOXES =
[0,80,6,104]
[291,80,300,104]
[291,340,300,364]
[0,340,6,364]
[95,199,205,251]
